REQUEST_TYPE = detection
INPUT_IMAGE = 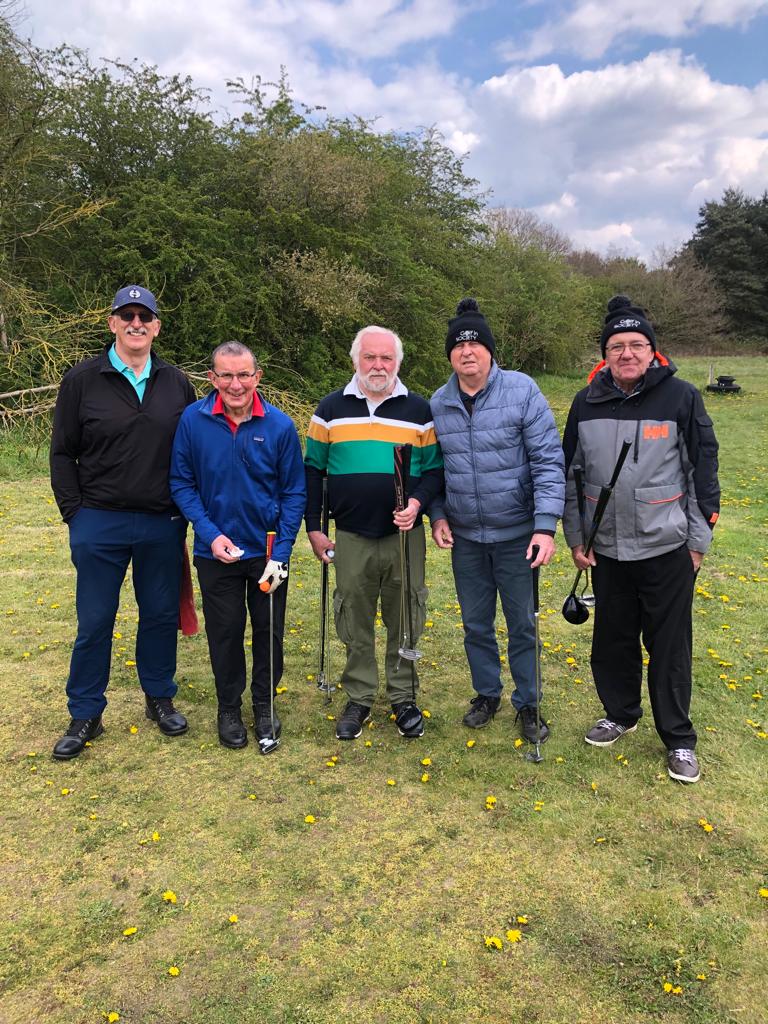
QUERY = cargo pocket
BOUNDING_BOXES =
[634,485,688,544]
[410,585,430,644]
[333,590,354,646]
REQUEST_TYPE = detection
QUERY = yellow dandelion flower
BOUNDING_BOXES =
[106,1013,120,1023]
[506,929,522,943]
[125,660,136,667]
[671,986,683,995]
[565,657,576,665]
[168,966,180,977]
[304,815,316,824]
[129,725,138,734]
[248,793,256,800]
[555,756,564,763]
[325,761,335,768]
[422,709,431,718]
[152,831,160,841]
[758,888,768,899]
[421,757,432,766]
[466,739,476,748]
[696,974,707,981]
[513,738,523,749]
[364,740,372,747]
[162,890,177,904]
[421,773,430,783]
[122,927,138,937]
[326,714,335,721]
[663,982,673,993]
[591,781,598,792]
[330,755,338,762]
[516,915,528,924]
[228,914,238,924]
[595,837,607,844]
[386,779,396,786]
[61,788,71,796]
[306,674,315,681]
[276,686,287,694]
[484,935,503,950]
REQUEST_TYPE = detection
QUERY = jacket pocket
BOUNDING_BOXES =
[410,585,429,644]
[634,484,688,545]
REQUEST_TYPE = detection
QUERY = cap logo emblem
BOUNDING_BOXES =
[614,318,641,330]
[456,329,479,342]
[129,288,141,299]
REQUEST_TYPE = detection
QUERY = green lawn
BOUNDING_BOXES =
[1,357,766,1024]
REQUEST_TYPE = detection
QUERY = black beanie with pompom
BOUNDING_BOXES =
[600,294,657,356]
[445,298,496,359]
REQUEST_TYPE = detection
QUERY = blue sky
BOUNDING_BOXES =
[19,0,768,260]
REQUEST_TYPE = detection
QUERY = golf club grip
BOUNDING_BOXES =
[531,544,540,614]
[393,444,412,513]
[265,531,276,560]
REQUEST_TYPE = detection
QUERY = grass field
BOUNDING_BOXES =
[1,357,766,1024]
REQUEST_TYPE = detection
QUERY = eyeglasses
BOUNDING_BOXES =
[117,310,155,323]
[212,371,258,385]
[605,341,650,356]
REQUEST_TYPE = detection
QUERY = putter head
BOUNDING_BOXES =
[316,673,334,694]
[258,735,280,755]
[562,592,590,625]
[525,747,544,763]
[398,646,423,662]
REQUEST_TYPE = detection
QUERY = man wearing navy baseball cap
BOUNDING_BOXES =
[50,285,197,759]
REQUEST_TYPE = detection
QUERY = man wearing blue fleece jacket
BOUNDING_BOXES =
[170,341,305,751]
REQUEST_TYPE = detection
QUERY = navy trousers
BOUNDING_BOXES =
[451,534,538,709]
[66,508,186,718]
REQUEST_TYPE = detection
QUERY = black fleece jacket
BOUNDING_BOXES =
[50,346,196,522]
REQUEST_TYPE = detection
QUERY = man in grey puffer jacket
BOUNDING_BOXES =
[430,299,565,742]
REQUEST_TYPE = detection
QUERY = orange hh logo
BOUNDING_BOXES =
[643,423,669,440]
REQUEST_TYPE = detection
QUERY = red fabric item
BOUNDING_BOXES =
[178,543,199,636]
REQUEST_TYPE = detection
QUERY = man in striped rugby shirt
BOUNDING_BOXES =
[304,326,444,741]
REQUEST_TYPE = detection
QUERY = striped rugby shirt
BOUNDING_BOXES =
[304,376,444,539]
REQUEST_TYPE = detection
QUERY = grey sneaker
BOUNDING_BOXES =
[667,748,700,783]
[584,718,637,747]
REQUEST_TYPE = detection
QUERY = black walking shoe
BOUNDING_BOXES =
[145,695,188,736]
[217,709,248,749]
[254,703,282,742]
[462,695,500,729]
[52,716,104,760]
[516,706,550,744]
[392,701,425,738]
[336,701,371,740]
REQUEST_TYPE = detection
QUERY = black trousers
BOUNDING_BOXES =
[590,544,697,750]
[194,555,287,710]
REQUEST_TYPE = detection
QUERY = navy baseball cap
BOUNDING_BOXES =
[111,285,159,317]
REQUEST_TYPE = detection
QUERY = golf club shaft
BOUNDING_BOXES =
[266,531,276,741]
[318,476,329,694]
[581,439,632,558]
[531,543,542,756]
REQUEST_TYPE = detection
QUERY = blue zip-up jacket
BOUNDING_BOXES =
[170,392,306,563]
[429,362,564,543]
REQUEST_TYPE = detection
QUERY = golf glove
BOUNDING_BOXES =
[259,559,288,594]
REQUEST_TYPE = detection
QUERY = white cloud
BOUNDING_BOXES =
[501,0,768,61]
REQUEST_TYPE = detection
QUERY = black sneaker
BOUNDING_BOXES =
[516,706,550,744]
[462,695,500,729]
[52,716,104,760]
[585,718,637,747]
[217,709,248,749]
[145,695,188,736]
[336,701,371,740]
[392,701,425,738]
[254,703,282,742]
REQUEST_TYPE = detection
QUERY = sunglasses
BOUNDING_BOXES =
[116,310,155,323]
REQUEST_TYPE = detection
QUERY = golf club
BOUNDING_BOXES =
[315,476,334,703]
[562,439,632,625]
[257,530,280,754]
[393,444,421,701]
[525,543,544,764]
[573,464,595,608]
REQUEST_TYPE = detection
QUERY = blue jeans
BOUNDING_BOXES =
[451,534,538,709]
[66,508,186,718]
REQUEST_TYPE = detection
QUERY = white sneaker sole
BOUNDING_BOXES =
[667,766,700,783]
[584,723,637,747]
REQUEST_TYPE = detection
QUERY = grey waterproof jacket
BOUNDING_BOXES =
[429,363,565,543]
[562,357,720,560]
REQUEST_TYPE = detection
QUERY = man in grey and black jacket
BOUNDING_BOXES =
[430,299,565,744]
[562,295,720,783]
